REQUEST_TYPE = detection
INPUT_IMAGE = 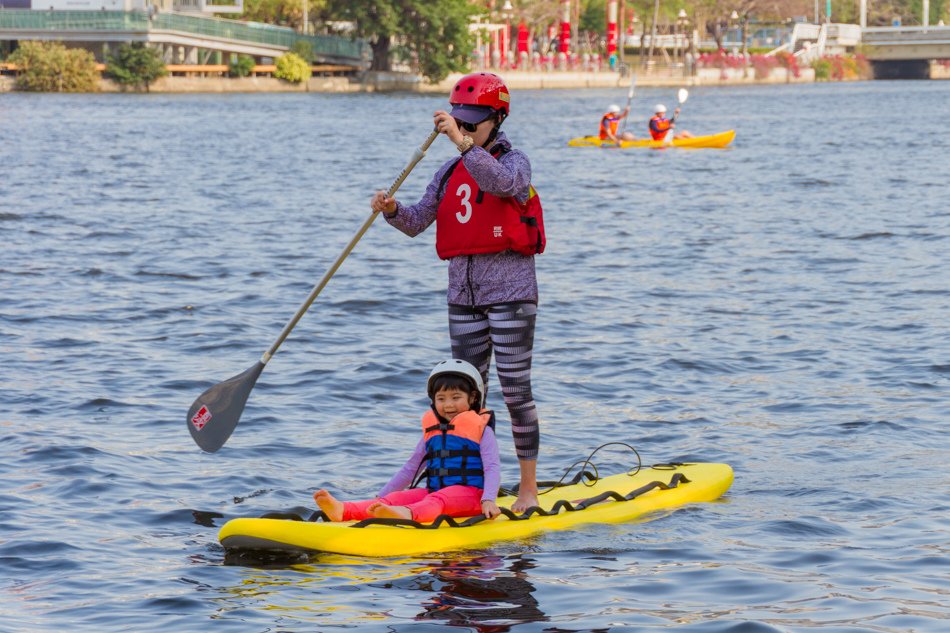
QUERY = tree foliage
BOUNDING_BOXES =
[242,0,328,32]
[105,43,168,92]
[8,41,99,93]
[321,0,476,82]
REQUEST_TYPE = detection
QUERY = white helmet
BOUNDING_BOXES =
[427,359,485,408]
[607,104,622,114]
[655,104,667,114]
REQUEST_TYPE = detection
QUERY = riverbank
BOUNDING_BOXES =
[2,62,946,94]
[0,68,816,94]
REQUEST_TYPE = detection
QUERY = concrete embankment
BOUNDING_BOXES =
[0,68,816,94]
[3,63,946,94]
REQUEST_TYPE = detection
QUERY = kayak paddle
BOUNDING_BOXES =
[665,87,689,146]
[617,72,637,140]
[186,129,440,453]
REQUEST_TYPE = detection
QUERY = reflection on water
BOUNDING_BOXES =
[415,555,546,631]
[211,553,547,629]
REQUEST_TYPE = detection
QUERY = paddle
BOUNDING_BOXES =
[186,129,440,453]
[665,87,689,146]
[616,73,637,141]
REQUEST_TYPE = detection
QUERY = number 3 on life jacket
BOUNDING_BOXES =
[435,151,546,260]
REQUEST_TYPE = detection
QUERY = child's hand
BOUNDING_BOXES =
[481,499,500,520]
[371,190,396,214]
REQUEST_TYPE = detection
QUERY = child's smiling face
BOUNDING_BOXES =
[433,386,473,419]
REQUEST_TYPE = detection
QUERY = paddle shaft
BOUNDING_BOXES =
[665,88,689,145]
[618,74,637,138]
[260,129,440,365]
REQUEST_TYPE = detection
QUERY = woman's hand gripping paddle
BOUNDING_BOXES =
[186,129,440,453]
[665,88,689,146]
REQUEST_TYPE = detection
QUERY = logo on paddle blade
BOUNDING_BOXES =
[191,405,212,430]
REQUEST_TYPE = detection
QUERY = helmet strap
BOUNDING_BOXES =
[483,113,505,148]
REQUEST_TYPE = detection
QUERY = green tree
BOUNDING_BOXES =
[241,0,327,31]
[291,39,314,62]
[228,54,256,77]
[275,51,312,82]
[105,43,168,92]
[8,41,99,92]
[322,0,476,82]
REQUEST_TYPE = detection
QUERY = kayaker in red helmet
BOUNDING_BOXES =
[649,103,693,141]
[370,72,544,514]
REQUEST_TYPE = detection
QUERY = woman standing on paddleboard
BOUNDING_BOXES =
[370,72,544,513]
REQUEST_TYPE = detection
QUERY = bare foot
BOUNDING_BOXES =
[368,502,412,520]
[511,491,539,514]
[513,459,539,513]
[313,489,344,522]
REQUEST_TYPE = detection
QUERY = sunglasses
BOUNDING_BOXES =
[454,118,482,133]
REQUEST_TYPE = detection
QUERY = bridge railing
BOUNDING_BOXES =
[0,9,369,64]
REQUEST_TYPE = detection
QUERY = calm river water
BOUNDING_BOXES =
[1,80,948,632]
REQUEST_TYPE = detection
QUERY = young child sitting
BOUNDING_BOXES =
[313,359,502,523]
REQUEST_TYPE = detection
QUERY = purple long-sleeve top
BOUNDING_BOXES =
[377,425,501,504]
[384,131,538,307]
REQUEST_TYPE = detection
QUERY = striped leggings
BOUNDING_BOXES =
[448,301,540,460]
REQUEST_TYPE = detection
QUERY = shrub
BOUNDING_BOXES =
[274,52,311,83]
[774,51,801,78]
[749,54,777,79]
[228,54,256,78]
[105,43,167,92]
[812,57,832,81]
[811,54,872,81]
[8,41,99,92]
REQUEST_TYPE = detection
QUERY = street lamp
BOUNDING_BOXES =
[500,0,514,69]
[676,9,692,71]
[676,9,689,66]
[728,10,739,53]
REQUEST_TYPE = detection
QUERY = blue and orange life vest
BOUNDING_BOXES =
[422,408,495,492]
[599,113,621,140]
[649,115,672,141]
[435,147,545,260]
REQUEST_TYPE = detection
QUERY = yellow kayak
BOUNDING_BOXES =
[567,129,736,149]
[219,462,733,557]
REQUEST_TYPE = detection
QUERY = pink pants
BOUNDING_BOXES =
[341,485,483,523]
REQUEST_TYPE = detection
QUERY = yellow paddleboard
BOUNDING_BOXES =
[219,462,733,557]
[567,130,736,149]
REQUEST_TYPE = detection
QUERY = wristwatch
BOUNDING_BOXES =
[457,135,475,153]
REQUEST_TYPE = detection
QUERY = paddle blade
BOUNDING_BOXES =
[678,88,689,104]
[187,361,265,453]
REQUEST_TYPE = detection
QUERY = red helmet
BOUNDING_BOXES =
[450,72,510,117]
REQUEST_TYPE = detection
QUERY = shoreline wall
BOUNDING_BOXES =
[5,63,948,94]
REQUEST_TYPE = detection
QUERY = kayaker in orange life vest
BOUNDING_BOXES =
[649,104,694,141]
[313,360,502,522]
[599,103,633,144]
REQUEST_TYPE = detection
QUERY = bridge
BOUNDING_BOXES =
[0,9,369,68]
[778,21,950,79]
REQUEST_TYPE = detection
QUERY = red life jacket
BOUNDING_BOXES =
[649,115,672,140]
[435,147,545,260]
[599,113,620,140]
